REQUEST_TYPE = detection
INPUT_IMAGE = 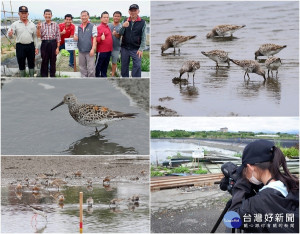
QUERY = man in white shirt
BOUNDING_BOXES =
[7,6,38,77]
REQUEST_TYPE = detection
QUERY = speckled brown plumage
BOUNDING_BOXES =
[201,50,230,68]
[179,60,201,79]
[255,44,286,59]
[230,59,266,80]
[161,35,196,54]
[51,94,137,134]
[265,56,282,78]
[206,24,245,38]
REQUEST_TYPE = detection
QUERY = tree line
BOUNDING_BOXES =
[151,130,297,139]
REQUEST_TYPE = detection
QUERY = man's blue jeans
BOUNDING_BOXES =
[59,44,74,66]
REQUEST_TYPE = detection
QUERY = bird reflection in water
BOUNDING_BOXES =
[64,134,137,155]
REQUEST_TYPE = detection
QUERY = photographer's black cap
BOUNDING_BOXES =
[236,139,275,174]
[19,6,28,12]
[129,4,139,10]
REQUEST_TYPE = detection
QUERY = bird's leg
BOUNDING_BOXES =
[193,72,195,79]
[247,73,250,80]
[95,127,99,134]
[268,70,270,78]
[227,61,230,68]
[244,71,247,79]
[271,70,274,78]
[216,62,219,69]
[178,48,181,55]
[276,70,278,78]
[97,124,108,133]
[173,47,175,54]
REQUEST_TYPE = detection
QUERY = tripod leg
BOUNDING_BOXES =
[210,199,232,233]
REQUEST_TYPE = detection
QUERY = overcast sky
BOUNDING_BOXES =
[151,117,299,133]
[1,0,150,19]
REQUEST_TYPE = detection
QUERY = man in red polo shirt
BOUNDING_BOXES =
[95,11,113,77]
[59,14,75,68]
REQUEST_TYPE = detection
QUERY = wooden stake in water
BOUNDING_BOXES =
[79,192,83,233]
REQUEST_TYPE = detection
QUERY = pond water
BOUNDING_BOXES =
[150,139,236,163]
[1,79,149,155]
[151,1,299,116]
[1,183,149,233]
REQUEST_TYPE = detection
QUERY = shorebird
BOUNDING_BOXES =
[74,170,82,178]
[265,56,282,78]
[230,59,266,80]
[29,205,47,222]
[51,94,137,134]
[32,184,42,193]
[103,184,113,191]
[206,24,245,38]
[179,61,201,79]
[24,176,30,186]
[129,195,140,204]
[103,176,116,186]
[87,197,94,207]
[201,50,230,68]
[50,178,67,191]
[15,191,23,200]
[161,35,196,54]
[15,183,23,191]
[87,178,93,186]
[58,194,65,204]
[255,44,286,60]
[109,198,124,207]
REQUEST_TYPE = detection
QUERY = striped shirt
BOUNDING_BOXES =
[40,21,61,42]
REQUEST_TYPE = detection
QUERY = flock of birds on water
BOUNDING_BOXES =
[160,24,286,81]
[11,169,147,223]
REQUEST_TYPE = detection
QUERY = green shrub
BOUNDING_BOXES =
[171,165,190,173]
[151,171,164,177]
[280,147,299,158]
[193,168,207,174]
[234,152,242,158]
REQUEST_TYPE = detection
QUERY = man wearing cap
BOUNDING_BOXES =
[228,139,299,233]
[119,4,146,78]
[7,6,38,77]
[59,14,75,68]
[74,10,97,77]
[36,9,61,77]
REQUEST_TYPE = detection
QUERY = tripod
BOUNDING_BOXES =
[211,199,235,233]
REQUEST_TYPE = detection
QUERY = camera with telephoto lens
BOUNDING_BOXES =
[220,162,240,194]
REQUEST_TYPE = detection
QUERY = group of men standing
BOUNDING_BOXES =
[7,4,146,78]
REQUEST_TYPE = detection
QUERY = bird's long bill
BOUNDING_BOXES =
[50,101,64,111]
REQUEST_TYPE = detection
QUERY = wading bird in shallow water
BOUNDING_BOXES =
[179,61,201,79]
[51,94,137,134]
[255,44,286,60]
[161,35,197,54]
[206,24,245,38]
[87,197,94,207]
[230,59,266,80]
[265,56,282,78]
[201,50,230,68]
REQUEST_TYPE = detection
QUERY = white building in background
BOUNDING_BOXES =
[220,127,228,133]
